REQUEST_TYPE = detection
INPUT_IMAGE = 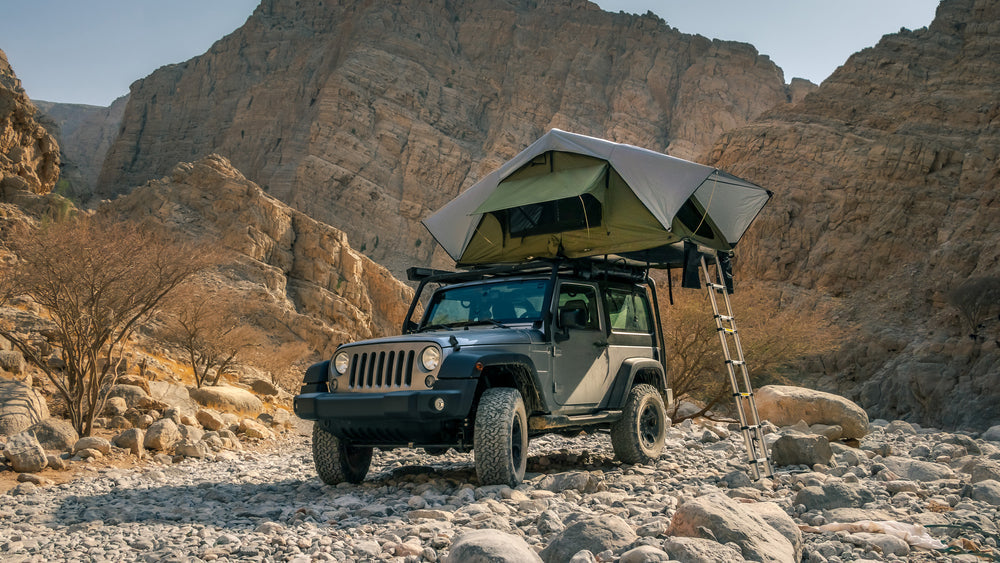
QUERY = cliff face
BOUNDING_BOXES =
[0,49,59,196]
[34,96,127,201]
[105,155,413,356]
[97,0,789,273]
[709,0,1000,429]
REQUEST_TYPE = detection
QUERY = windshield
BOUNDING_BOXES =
[422,279,549,329]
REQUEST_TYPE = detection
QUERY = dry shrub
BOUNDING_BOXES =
[659,280,844,420]
[0,217,212,436]
[946,275,1000,340]
[161,279,314,390]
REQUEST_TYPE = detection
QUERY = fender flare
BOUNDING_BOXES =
[606,358,668,409]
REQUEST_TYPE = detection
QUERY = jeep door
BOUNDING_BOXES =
[603,285,658,404]
[550,281,610,408]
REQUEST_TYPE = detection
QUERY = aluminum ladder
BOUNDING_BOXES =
[700,255,774,480]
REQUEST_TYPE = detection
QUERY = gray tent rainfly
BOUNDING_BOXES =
[422,129,771,268]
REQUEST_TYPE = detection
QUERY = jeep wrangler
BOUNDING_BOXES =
[294,258,673,487]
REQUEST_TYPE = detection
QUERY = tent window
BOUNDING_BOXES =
[676,198,717,241]
[500,193,602,238]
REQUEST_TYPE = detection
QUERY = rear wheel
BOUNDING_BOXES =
[474,388,528,486]
[611,383,668,465]
[312,423,373,485]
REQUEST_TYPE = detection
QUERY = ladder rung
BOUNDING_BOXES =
[715,315,735,322]
[717,327,737,334]
[739,424,760,430]
[732,392,754,399]
[726,360,745,366]
[707,282,726,290]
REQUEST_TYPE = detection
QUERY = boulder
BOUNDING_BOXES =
[966,459,1000,483]
[143,418,181,452]
[443,529,542,563]
[107,384,150,408]
[27,418,78,452]
[0,349,25,374]
[793,482,876,511]
[249,378,281,396]
[115,374,150,395]
[619,545,672,563]
[104,396,128,417]
[113,428,145,458]
[188,385,263,415]
[3,431,48,472]
[238,418,272,439]
[970,480,1000,506]
[149,381,200,415]
[755,385,869,439]
[539,515,637,563]
[753,502,803,558]
[662,537,746,562]
[0,379,50,436]
[668,493,796,563]
[880,456,955,482]
[175,439,211,459]
[982,425,1000,442]
[196,409,226,431]
[73,436,112,456]
[771,434,833,467]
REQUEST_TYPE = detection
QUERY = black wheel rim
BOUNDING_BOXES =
[639,402,660,449]
[511,414,524,469]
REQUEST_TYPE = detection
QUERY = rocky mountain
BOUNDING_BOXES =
[0,49,59,197]
[34,96,127,201]
[97,0,791,274]
[709,0,1000,429]
[104,154,413,356]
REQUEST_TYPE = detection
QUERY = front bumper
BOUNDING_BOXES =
[293,378,479,446]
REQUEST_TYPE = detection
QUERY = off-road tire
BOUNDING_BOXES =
[610,383,668,465]
[312,423,373,485]
[474,387,528,487]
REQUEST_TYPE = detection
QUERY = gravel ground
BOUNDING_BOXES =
[2,418,1000,562]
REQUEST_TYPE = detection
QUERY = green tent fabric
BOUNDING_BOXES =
[423,129,771,267]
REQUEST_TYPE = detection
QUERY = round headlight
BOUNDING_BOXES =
[420,346,441,371]
[334,352,350,375]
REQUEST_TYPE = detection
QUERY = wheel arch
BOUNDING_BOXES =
[474,354,544,416]
[607,358,669,409]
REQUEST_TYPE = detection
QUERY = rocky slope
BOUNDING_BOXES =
[97,0,791,273]
[34,96,127,201]
[709,0,1000,429]
[0,49,59,197]
[105,154,413,356]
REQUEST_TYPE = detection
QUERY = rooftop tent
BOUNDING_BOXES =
[422,129,771,267]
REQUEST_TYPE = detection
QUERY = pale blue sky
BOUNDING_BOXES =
[0,0,940,107]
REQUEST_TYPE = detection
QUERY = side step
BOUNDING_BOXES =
[529,410,622,432]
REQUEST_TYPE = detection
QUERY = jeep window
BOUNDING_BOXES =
[423,280,548,328]
[606,287,653,333]
[556,283,601,330]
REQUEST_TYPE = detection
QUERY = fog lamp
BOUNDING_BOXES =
[433,398,446,411]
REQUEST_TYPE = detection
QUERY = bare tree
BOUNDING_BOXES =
[659,283,843,421]
[163,283,269,388]
[0,218,212,436]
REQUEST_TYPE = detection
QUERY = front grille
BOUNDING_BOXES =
[335,343,437,393]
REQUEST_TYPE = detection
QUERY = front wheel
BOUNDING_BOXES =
[610,383,669,465]
[312,423,373,485]
[474,388,528,487]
